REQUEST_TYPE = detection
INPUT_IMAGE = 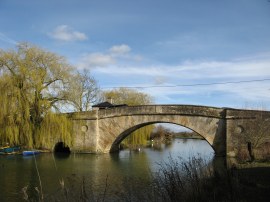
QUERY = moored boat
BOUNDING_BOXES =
[0,146,21,154]
[22,150,40,156]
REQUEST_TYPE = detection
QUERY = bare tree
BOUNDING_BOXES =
[68,69,101,112]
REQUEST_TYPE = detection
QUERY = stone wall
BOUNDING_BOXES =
[226,109,270,161]
[68,110,99,153]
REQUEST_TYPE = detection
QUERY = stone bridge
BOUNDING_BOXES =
[67,105,270,158]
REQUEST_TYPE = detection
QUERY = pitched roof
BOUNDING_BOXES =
[92,101,114,108]
[92,102,128,109]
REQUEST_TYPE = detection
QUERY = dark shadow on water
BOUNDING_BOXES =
[53,152,70,159]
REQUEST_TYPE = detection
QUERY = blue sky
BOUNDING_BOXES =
[1,0,270,109]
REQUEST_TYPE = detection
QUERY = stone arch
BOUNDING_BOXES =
[97,114,225,154]
[54,141,71,154]
[109,121,217,153]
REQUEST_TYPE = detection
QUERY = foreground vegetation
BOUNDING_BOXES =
[22,155,270,202]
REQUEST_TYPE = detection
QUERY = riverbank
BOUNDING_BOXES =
[38,156,270,201]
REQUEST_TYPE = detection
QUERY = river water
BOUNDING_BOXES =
[0,139,214,201]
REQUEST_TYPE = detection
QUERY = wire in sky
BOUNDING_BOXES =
[101,78,270,89]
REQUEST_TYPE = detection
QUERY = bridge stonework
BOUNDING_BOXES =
[67,105,270,159]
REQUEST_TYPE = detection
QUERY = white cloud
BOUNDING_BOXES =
[91,53,270,107]
[49,25,88,42]
[109,44,131,56]
[76,44,270,108]
[77,44,141,68]
[153,76,168,85]
[94,54,270,80]
[79,53,115,68]
[139,80,270,107]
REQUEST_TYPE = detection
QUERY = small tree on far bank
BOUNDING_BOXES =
[150,125,173,141]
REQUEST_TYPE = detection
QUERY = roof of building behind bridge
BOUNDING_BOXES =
[92,102,128,109]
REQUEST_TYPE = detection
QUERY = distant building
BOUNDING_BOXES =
[92,102,127,110]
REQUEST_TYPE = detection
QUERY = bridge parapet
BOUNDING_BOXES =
[67,110,98,120]
[226,108,270,119]
[97,105,225,119]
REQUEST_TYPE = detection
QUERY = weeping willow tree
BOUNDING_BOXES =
[103,88,154,148]
[35,112,73,149]
[123,126,153,148]
[0,43,74,149]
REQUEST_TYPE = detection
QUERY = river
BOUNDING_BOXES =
[0,138,214,201]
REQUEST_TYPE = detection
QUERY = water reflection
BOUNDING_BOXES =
[0,138,215,202]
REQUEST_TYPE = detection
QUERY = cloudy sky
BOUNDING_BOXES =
[1,0,270,109]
